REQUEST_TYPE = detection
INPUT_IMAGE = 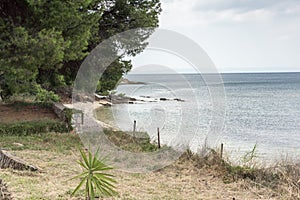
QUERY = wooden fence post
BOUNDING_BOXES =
[133,120,136,137]
[157,128,161,149]
[220,143,224,159]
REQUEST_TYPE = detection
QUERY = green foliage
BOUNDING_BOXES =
[64,108,75,131]
[0,17,66,101]
[0,0,161,101]
[95,0,161,55]
[96,60,132,94]
[72,148,117,199]
[26,0,99,62]
[117,93,126,97]
[0,120,68,135]
[35,85,60,102]
[103,129,158,152]
[6,101,52,109]
[223,164,256,183]
[242,143,258,164]
[222,144,258,183]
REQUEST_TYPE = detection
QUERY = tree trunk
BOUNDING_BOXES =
[0,149,38,171]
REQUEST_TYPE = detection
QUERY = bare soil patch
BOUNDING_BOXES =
[0,104,58,123]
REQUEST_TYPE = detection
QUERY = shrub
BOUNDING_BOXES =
[0,120,68,135]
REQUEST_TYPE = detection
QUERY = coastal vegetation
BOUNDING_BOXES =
[0,0,161,101]
[0,127,299,199]
[0,101,298,199]
[0,1,299,200]
[0,93,299,199]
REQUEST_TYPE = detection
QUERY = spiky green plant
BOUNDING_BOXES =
[242,143,257,165]
[71,148,117,200]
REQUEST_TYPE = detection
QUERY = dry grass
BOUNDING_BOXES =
[276,163,300,199]
[0,150,83,200]
[0,149,274,200]
[0,132,299,199]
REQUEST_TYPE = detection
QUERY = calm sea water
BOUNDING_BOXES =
[112,73,300,163]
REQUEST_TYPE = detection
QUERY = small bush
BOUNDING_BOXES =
[35,86,60,103]
[0,120,68,135]
[6,101,52,109]
[64,108,76,131]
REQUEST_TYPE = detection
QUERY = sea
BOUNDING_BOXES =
[111,72,300,164]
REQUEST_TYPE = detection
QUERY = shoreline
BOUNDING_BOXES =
[0,101,299,199]
[89,101,300,167]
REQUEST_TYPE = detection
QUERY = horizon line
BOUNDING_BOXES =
[127,71,300,75]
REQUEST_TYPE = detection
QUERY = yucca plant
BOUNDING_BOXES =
[71,148,117,200]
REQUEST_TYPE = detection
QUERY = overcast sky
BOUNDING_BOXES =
[132,0,300,73]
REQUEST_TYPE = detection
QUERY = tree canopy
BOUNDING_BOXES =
[0,0,161,101]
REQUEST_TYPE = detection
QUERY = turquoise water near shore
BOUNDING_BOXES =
[111,72,300,163]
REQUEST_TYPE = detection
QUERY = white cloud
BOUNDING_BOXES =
[209,8,274,23]
[277,35,291,41]
[194,0,275,11]
[158,0,300,71]
[161,0,300,27]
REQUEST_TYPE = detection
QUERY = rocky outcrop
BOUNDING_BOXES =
[0,149,38,171]
[0,179,11,200]
[108,95,185,104]
[119,77,145,85]
[109,94,136,104]
[52,102,68,122]
[159,97,184,102]
[52,102,74,130]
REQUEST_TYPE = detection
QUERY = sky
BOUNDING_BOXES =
[131,0,300,73]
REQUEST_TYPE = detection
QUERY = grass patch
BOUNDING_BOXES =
[222,163,280,187]
[179,145,282,188]
[0,149,83,200]
[4,101,52,110]
[103,129,158,152]
[0,132,84,199]
[0,120,69,135]
[0,132,82,153]
[0,131,299,199]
